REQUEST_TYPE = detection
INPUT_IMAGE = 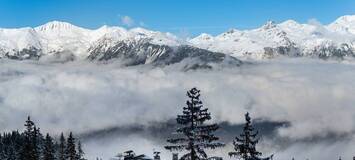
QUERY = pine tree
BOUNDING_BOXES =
[58,133,66,160]
[0,134,4,159]
[165,88,224,160]
[66,132,77,160]
[20,116,37,160]
[32,126,41,160]
[43,133,55,160]
[229,112,267,160]
[77,141,86,160]
[12,131,23,160]
[3,132,18,160]
[37,127,45,160]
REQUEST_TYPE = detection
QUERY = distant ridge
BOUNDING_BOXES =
[0,15,354,64]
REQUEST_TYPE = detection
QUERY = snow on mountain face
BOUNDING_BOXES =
[129,27,182,46]
[190,15,355,59]
[0,21,183,60]
[34,21,92,58]
[190,21,297,59]
[328,15,355,34]
[87,39,242,69]
[0,21,239,68]
[0,27,42,59]
[0,15,355,63]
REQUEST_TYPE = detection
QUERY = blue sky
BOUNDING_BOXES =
[0,0,354,36]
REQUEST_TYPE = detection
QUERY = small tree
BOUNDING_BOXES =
[58,133,66,160]
[77,141,86,160]
[165,88,224,160]
[66,132,77,160]
[229,112,272,160]
[20,116,36,160]
[32,126,41,160]
[43,133,55,160]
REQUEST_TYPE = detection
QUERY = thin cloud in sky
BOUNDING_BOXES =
[120,15,135,27]
[139,21,146,27]
[118,15,147,28]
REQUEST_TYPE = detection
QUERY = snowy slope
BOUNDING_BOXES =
[0,27,42,59]
[0,15,354,62]
[34,21,92,58]
[190,21,296,58]
[190,15,355,59]
[0,21,239,68]
[0,21,184,60]
[328,15,355,34]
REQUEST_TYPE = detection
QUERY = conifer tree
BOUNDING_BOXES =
[20,116,36,160]
[229,112,272,160]
[32,126,40,160]
[77,141,86,160]
[37,127,45,160]
[43,133,55,160]
[0,134,4,159]
[12,131,23,160]
[58,133,66,160]
[66,132,77,160]
[165,88,224,160]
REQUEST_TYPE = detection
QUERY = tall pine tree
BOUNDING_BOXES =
[32,126,41,160]
[228,112,272,160]
[0,134,4,159]
[43,133,55,160]
[58,133,66,160]
[66,132,77,160]
[165,88,224,160]
[20,116,37,160]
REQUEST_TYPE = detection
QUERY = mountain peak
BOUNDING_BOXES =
[280,20,300,26]
[262,20,277,30]
[195,33,213,40]
[130,27,156,37]
[334,15,355,23]
[35,21,83,32]
[216,28,242,39]
[225,28,239,34]
[328,15,355,34]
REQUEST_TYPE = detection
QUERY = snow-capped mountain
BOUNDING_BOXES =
[0,15,354,65]
[0,21,240,68]
[0,21,184,59]
[328,15,355,34]
[190,15,355,59]
[34,21,92,58]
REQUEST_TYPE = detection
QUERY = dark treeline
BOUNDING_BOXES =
[0,116,86,160]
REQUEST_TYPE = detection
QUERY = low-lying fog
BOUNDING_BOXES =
[1,58,355,160]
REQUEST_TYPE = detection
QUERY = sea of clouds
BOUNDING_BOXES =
[1,58,355,160]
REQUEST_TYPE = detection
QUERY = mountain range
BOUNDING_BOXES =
[0,15,354,67]
[190,15,355,59]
